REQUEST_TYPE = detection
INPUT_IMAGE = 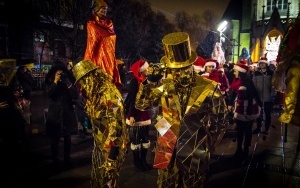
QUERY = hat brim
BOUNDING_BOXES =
[258,60,268,64]
[73,60,98,83]
[205,61,216,68]
[74,68,97,84]
[160,51,197,69]
[233,65,247,73]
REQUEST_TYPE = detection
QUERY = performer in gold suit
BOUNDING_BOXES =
[72,60,128,188]
[84,0,121,86]
[272,12,300,127]
[135,32,229,188]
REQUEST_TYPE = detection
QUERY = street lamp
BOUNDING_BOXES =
[217,20,228,43]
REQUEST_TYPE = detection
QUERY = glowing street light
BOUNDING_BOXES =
[217,20,228,33]
[217,20,228,43]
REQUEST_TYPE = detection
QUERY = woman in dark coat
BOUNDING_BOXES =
[124,59,152,171]
[227,60,261,159]
[45,63,78,163]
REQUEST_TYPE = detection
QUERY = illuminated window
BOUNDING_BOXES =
[266,0,288,11]
[277,0,288,10]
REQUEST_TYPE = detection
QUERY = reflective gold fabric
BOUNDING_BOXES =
[84,15,121,85]
[0,59,16,84]
[135,66,229,188]
[74,64,128,188]
[279,58,300,126]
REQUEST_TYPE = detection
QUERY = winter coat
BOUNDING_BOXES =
[228,77,261,121]
[75,94,87,124]
[124,77,151,126]
[252,69,275,103]
[45,82,79,137]
[219,73,229,95]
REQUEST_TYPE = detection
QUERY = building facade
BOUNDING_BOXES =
[223,0,299,63]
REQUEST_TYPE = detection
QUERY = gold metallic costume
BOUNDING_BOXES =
[276,58,300,126]
[272,12,300,126]
[72,60,128,188]
[136,32,229,188]
[0,59,16,85]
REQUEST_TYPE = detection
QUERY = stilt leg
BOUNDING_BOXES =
[284,123,287,143]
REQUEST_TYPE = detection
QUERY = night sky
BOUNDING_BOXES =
[148,0,231,22]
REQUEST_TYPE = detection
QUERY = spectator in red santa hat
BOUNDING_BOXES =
[124,59,153,171]
[227,59,246,124]
[200,59,220,82]
[193,56,205,74]
[227,59,261,159]
[252,56,276,135]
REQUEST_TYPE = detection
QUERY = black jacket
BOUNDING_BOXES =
[45,81,78,137]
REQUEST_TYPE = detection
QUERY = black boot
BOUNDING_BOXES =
[64,134,72,165]
[234,147,244,158]
[132,149,145,171]
[140,148,152,171]
[243,147,249,158]
[51,137,59,162]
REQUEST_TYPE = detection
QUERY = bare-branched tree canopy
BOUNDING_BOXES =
[12,0,218,66]
[173,9,216,50]
[28,0,91,63]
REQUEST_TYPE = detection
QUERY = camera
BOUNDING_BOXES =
[60,73,72,87]
[61,73,67,79]
[60,73,68,82]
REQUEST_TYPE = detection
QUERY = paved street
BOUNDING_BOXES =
[4,90,300,188]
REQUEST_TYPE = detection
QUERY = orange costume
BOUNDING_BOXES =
[84,0,121,85]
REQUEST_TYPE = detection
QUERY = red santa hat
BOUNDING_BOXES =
[193,56,206,72]
[204,59,218,69]
[258,57,269,65]
[130,59,149,84]
[234,59,248,73]
[139,60,149,72]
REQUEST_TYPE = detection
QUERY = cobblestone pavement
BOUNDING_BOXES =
[4,90,300,188]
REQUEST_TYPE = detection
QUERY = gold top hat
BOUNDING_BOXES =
[72,60,98,83]
[160,32,197,69]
